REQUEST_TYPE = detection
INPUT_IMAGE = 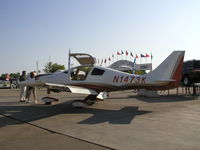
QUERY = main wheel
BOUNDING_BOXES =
[72,100,89,108]
[45,102,52,105]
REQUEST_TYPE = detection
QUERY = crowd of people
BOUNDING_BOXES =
[19,70,37,104]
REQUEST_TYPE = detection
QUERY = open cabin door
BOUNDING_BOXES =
[68,53,95,81]
[69,53,96,65]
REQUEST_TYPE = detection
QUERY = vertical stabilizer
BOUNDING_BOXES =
[146,51,185,83]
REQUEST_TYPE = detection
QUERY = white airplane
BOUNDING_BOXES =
[20,51,185,107]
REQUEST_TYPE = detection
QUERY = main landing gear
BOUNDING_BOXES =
[72,95,97,108]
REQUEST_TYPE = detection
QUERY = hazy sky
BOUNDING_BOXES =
[0,0,200,74]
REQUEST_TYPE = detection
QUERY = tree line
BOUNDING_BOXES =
[0,62,65,80]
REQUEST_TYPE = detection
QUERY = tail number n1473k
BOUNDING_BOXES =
[112,76,146,84]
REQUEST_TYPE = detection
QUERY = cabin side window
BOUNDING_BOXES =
[91,68,105,76]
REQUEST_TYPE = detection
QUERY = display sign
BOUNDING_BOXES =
[135,63,152,70]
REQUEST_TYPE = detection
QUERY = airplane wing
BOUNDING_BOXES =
[19,80,98,95]
[44,83,98,95]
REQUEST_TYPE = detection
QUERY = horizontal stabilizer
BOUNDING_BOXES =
[154,79,175,83]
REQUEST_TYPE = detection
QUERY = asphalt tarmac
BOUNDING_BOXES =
[0,89,200,150]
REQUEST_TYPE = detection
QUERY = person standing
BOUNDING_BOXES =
[26,72,37,103]
[19,71,27,102]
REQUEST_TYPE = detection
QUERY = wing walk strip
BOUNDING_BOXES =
[0,112,115,150]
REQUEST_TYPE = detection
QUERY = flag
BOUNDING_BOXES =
[135,54,139,59]
[104,58,107,63]
[126,51,128,56]
[146,53,150,57]
[117,51,121,55]
[108,57,111,61]
[130,52,134,57]
[121,50,124,55]
[141,54,146,57]
[151,53,153,60]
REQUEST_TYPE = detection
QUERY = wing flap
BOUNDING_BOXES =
[67,85,98,95]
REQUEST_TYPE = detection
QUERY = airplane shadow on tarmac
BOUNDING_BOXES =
[77,106,151,124]
[0,101,152,127]
[107,95,195,103]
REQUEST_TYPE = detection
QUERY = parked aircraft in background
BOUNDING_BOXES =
[20,51,185,107]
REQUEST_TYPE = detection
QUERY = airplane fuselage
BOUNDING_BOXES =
[22,51,185,95]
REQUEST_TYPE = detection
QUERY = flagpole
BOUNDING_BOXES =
[146,57,147,65]
[36,60,39,75]
[68,48,71,70]
[151,57,152,71]
[133,57,136,74]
